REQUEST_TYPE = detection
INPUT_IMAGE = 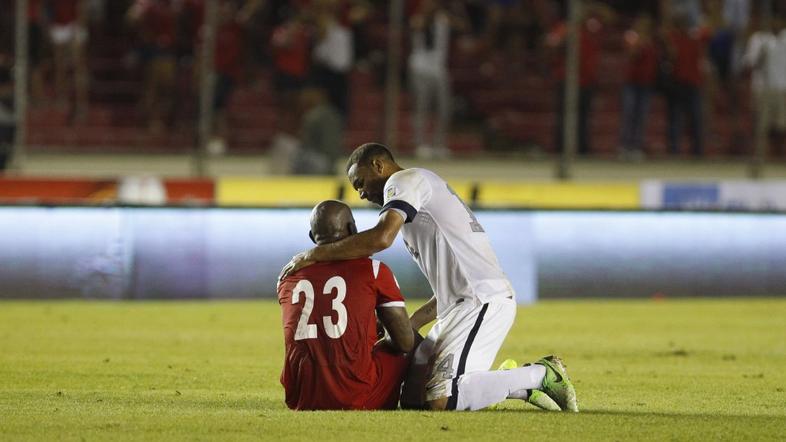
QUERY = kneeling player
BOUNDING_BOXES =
[278,200,415,410]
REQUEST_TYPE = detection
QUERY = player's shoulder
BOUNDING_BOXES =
[386,168,439,192]
[389,167,437,184]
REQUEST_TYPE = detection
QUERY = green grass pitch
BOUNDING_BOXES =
[1,298,785,441]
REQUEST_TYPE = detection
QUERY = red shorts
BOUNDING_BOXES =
[282,347,409,410]
[360,347,410,410]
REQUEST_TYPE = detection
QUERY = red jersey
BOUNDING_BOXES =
[29,0,42,23]
[215,21,244,80]
[51,0,78,25]
[625,36,658,86]
[278,258,407,410]
[140,1,177,50]
[271,23,310,78]
[670,28,708,87]
[548,20,602,88]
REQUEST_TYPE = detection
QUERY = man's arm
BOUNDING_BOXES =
[376,306,414,353]
[280,210,404,279]
[409,295,437,332]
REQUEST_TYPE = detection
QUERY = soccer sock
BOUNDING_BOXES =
[454,364,546,411]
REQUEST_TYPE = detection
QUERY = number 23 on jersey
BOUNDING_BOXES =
[291,276,348,341]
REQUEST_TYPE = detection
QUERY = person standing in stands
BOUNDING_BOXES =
[47,0,89,121]
[664,11,708,156]
[127,0,178,133]
[205,0,263,156]
[409,0,452,160]
[0,53,14,171]
[744,14,786,157]
[311,0,353,118]
[619,14,657,161]
[547,1,611,156]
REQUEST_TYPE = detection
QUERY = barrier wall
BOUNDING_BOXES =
[4,176,786,210]
[1,206,784,301]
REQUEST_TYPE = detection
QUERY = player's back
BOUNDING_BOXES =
[383,168,513,314]
[277,258,392,410]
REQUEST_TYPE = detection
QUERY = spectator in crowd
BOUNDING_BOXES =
[547,1,610,156]
[205,0,263,156]
[619,14,658,160]
[270,8,312,141]
[311,0,353,117]
[409,0,452,159]
[127,0,178,132]
[0,53,13,171]
[48,0,89,121]
[722,0,750,65]
[664,11,707,156]
[743,14,786,156]
[347,0,374,68]
[705,0,746,153]
[292,86,344,175]
[28,0,46,106]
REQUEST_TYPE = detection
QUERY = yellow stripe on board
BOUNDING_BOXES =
[479,182,640,209]
[217,177,341,206]
[218,177,640,209]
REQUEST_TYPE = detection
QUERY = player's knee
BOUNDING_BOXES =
[425,397,449,411]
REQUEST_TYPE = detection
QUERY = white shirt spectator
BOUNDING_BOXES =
[745,31,786,92]
[409,12,450,77]
[313,21,353,73]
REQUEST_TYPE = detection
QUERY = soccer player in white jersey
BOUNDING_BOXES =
[281,143,578,412]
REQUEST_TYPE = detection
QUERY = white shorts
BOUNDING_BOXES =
[413,296,516,406]
[50,24,88,46]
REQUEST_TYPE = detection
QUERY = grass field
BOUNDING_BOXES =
[1,299,785,441]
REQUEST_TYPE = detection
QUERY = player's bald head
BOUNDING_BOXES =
[309,200,357,245]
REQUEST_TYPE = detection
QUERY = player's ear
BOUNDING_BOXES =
[348,222,357,235]
[371,157,384,175]
[308,230,317,244]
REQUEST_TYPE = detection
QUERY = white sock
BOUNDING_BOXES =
[454,365,546,411]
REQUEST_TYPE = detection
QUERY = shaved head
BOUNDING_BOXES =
[346,143,403,206]
[309,200,357,245]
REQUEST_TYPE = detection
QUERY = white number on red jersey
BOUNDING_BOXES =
[292,276,348,340]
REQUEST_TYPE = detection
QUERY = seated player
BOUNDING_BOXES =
[278,200,415,410]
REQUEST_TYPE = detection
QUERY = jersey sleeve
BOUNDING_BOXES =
[372,260,405,308]
[380,169,431,223]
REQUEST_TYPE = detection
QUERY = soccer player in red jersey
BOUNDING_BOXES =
[278,200,415,410]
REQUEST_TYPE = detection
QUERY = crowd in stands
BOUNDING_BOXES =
[0,0,785,174]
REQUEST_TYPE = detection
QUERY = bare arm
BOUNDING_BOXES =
[409,296,437,332]
[280,210,404,279]
[376,306,414,353]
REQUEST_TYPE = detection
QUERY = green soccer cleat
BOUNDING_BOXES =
[535,355,579,412]
[497,359,561,411]
[527,389,562,411]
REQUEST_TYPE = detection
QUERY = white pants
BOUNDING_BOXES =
[412,296,516,406]
[410,69,451,149]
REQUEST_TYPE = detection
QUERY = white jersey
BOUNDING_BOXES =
[381,168,513,316]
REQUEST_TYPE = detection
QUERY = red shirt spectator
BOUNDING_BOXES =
[625,34,658,86]
[28,0,43,23]
[215,20,244,80]
[136,0,177,50]
[548,19,603,87]
[51,0,79,25]
[272,21,311,79]
[670,28,708,87]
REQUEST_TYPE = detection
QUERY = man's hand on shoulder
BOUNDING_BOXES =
[279,250,316,281]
